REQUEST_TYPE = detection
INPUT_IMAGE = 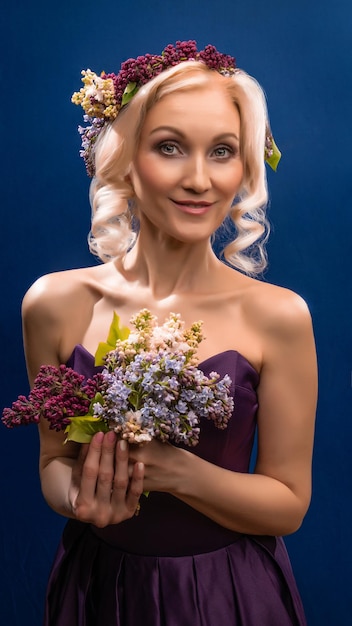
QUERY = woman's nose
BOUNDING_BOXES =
[182,155,211,193]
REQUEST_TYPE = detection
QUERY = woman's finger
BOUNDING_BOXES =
[125,461,145,515]
[111,439,131,504]
[78,431,105,501]
[95,431,118,502]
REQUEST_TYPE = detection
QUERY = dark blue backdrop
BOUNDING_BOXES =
[1,1,351,624]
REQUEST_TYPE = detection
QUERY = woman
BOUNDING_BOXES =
[23,42,317,625]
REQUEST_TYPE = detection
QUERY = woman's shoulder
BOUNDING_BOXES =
[22,265,111,371]
[22,266,99,316]
[242,277,313,340]
[22,265,111,344]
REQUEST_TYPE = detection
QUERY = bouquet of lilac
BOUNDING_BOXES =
[2,310,233,446]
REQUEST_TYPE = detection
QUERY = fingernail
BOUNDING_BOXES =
[119,439,127,451]
[107,430,116,443]
[94,432,104,443]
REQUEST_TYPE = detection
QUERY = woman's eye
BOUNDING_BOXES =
[158,143,179,156]
[213,145,235,159]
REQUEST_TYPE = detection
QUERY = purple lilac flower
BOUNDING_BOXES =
[92,336,233,446]
[2,365,102,431]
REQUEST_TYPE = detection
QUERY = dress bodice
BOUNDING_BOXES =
[66,345,259,556]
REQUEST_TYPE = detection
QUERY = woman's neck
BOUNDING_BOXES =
[117,232,225,300]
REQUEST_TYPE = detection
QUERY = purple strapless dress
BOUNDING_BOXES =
[44,346,306,626]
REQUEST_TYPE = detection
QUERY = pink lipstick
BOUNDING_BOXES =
[171,199,213,215]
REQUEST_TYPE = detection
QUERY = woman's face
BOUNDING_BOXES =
[130,82,244,243]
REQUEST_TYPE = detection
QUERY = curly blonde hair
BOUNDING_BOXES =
[89,61,270,275]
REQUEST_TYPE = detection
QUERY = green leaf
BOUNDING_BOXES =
[128,390,140,410]
[124,81,137,94]
[106,312,130,344]
[64,416,109,444]
[95,312,130,365]
[94,342,112,366]
[88,392,105,413]
[121,82,139,106]
[266,137,282,171]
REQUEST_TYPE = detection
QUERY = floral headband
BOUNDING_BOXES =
[72,40,281,177]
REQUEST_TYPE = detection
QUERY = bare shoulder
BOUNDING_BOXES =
[243,279,313,341]
[23,267,98,318]
[237,278,317,380]
[22,266,105,376]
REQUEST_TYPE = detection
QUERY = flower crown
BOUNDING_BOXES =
[72,40,281,177]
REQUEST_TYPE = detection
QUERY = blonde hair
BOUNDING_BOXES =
[89,61,270,274]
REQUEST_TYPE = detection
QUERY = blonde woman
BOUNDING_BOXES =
[23,42,317,625]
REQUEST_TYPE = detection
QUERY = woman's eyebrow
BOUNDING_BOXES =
[149,126,239,141]
[149,126,185,137]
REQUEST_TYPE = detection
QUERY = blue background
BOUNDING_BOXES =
[1,1,351,624]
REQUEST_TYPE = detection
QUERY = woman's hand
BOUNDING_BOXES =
[69,431,145,527]
[128,438,186,495]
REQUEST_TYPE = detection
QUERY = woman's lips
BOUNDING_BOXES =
[171,199,214,215]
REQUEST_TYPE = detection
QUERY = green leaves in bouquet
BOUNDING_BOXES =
[64,393,109,443]
[95,312,130,366]
[64,416,109,443]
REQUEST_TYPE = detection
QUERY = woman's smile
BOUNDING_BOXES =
[170,199,214,215]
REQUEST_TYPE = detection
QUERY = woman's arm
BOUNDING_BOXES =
[130,289,317,536]
[23,272,144,525]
